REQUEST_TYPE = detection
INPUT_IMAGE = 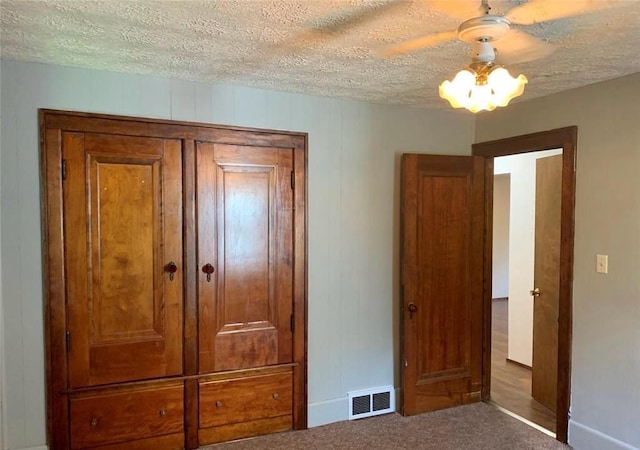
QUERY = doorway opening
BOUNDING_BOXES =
[490,150,563,435]
[473,127,577,443]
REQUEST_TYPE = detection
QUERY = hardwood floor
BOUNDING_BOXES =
[490,298,556,432]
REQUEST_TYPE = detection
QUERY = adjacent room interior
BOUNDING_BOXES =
[490,150,563,435]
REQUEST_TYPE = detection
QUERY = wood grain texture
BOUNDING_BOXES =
[276,149,294,365]
[199,372,292,428]
[41,109,308,448]
[41,124,70,450]
[532,155,562,412]
[43,110,306,150]
[63,131,91,388]
[198,416,292,445]
[70,385,184,448]
[472,126,577,443]
[481,158,494,401]
[196,141,219,374]
[556,128,577,444]
[75,433,184,450]
[196,364,296,383]
[292,143,308,430]
[472,127,577,158]
[401,154,485,416]
[65,133,184,387]
[183,139,199,450]
[184,379,199,450]
[197,142,293,373]
[183,139,198,376]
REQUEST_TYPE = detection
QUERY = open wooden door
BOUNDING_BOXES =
[401,154,485,415]
[531,154,562,412]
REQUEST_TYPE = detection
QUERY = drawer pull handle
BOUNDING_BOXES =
[202,263,215,282]
[159,409,166,417]
[90,418,98,428]
[273,392,280,400]
[216,401,223,408]
[166,262,178,281]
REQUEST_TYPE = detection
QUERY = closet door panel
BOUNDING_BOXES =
[198,143,294,373]
[64,133,183,387]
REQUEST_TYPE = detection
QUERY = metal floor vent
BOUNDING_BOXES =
[348,385,395,420]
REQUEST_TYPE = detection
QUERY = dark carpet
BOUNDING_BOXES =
[206,402,570,449]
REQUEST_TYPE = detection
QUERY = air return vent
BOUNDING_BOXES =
[348,385,395,420]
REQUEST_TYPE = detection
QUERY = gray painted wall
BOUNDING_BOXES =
[0,60,474,450]
[476,72,640,450]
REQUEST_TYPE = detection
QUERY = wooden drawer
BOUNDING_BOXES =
[199,371,292,444]
[70,384,184,449]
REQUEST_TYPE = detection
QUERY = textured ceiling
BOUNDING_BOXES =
[1,0,640,109]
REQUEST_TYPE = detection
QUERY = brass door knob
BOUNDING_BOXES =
[530,287,541,297]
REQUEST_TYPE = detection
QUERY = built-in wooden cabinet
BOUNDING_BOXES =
[40,110,307,449]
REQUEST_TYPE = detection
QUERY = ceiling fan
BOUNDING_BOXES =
[379,0,619,61]
[306,0,621,112]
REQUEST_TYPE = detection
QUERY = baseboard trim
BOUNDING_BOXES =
[492,297,508,301]
[506,358,532,370]
[14,446,48,450]
[569,420,639,450]
[309,387,400,428]
[308,397,348,428]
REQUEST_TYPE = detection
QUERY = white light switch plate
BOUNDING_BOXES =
[596,254,608,274]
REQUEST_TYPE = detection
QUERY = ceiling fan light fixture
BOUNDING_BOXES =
[438,69,476,108]
[439,64,527,113]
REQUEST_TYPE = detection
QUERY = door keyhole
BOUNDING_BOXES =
[408,302,418,319]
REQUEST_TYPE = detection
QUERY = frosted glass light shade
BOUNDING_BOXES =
[438,69,476,109]
[439,66,527,113]
[487,67,527,107]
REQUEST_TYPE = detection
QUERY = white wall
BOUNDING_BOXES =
[494,149,562,367]
[0,60,474,450]
[492,174,510,299]
[477,73,640,450]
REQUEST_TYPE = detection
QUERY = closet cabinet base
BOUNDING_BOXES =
[199,416,292,445]
[69,383,184,449]
[198,370,294,445]
[75,433,184,450]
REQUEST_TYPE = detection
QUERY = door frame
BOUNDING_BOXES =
[472,126,577,443]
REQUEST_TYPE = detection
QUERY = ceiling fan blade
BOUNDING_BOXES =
[423,0,486,21]
[309,0,406,34]
[279,1,406,54]
[505,0,621,25]
[493,29,556,65]
[378,30,458,58]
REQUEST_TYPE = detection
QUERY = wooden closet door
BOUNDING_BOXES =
[64,132,183,387]
[197,143,294,373]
